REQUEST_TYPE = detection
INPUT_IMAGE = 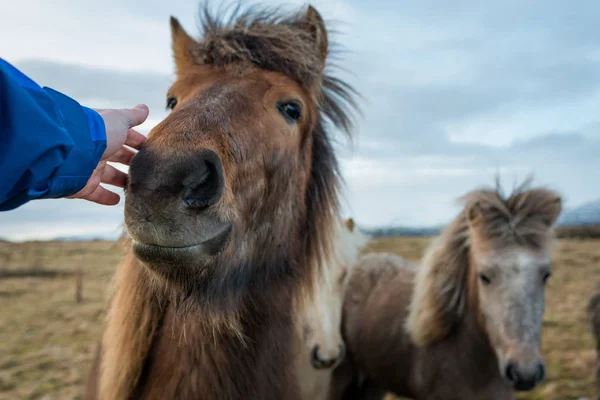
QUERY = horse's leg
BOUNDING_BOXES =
[597,346,600,400]
[82,342,102,400]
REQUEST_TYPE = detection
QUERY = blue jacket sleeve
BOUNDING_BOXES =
[0,58,107,211]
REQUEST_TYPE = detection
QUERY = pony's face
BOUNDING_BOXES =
[464,192,561,392]
[299,218,365,370]
[470,244,550,391]
[123,12,326,283]
[302,267,347,370]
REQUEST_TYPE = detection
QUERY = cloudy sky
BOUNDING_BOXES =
[1,0,599,240]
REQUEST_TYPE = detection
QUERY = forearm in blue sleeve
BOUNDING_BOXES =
[0,58,107,211]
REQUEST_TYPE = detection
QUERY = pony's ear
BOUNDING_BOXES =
[543,196,562,228]
[466,201,483,229]
[345,218,355,232]
[304,6,329,64]
[170,16,197,76]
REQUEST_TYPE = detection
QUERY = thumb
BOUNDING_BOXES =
[122,104,150,128]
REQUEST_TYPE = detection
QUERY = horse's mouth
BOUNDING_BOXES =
[132,223,232,265]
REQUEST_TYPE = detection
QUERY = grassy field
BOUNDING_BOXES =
[0,237,597,399]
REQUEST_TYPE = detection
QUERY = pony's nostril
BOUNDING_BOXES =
[310,345,321,368]
[536,363,546,383]
[181,150,224,210]
[505,362,518,385]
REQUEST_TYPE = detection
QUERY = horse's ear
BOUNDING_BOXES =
[304,5,329,64]
[544,196,562,228]
[345,218,355,232]
[170,16,196,76]
[466,201,483,229]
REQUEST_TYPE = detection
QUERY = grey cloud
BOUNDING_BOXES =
[1,0,599,238]
[15,59,173,113]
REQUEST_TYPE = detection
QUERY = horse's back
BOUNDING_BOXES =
[339,252,417,397]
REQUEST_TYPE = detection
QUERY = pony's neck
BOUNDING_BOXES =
[131,279,300,400]
[442,304,501,381]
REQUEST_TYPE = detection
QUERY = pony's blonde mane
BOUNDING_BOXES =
[406,180,562,346]
[294,217,370,333]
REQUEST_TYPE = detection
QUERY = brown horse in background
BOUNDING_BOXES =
[587,284,600,400]
[83,3,359,400]
[333,182,562,400]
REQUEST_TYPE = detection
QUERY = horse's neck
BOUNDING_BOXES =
[420,308,512,399]
[131,275,302,400]
[446,309,497,365]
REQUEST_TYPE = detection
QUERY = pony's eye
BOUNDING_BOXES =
[277,101,302,123]
[166,97,178,110]
[542,271,551,284]
[479,273,492,285]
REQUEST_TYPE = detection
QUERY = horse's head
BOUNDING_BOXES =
[300,217,363,370]
[123,5,357,296]
[465,185,562,391]
[302,268,347,370]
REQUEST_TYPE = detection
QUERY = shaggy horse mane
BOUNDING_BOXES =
[185,1,359,135]
[406,179,562,346]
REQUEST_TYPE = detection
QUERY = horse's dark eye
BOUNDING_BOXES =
[542,271,551,284]
[167,97,178,110]
[277,101,302,122]
[479,273,492,285]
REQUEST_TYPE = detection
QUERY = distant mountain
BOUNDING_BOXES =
[364,225,441,238]
[365,199,600,239]
[53,232,120,242]
[558,199,600,227]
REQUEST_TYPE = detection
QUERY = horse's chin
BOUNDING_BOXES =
[132,223,232,273]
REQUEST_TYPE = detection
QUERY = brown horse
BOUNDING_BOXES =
[83,3,359,400]
[332,183,562,400]
[587,284,600,400]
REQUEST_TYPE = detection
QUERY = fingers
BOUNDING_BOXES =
[124,104,149,128]
[125,128,147,150]
[108,146,136,166]
[81,185,121,206]
[101,164,128,188]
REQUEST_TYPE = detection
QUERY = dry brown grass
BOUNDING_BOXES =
[0,237,597,399]
[557,224,600,239]
[0,241,124,400]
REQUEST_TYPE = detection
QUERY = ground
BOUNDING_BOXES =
[0,237,597,399]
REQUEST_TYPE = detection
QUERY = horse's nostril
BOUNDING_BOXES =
[181,150,224,210]
[504,360,543,391]
[536,363,546,383]
[311,345,321,368]
[505,362,518,385]
[310,344,342,370]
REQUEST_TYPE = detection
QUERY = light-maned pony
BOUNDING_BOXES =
[83,3,359,400]
[333,182,562,400]
[294,218,370,400]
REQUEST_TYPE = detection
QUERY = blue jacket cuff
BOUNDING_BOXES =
[41,88,107,198]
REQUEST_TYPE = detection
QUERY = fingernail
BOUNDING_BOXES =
[135,104,149,111]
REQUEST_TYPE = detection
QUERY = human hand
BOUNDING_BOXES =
[68,104,149,205]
